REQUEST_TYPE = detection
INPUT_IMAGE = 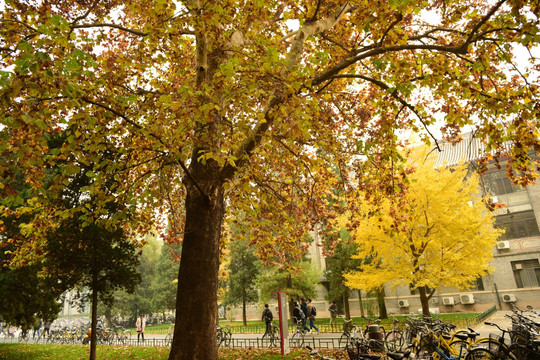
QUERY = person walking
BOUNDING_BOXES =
[261,304,273,334]
[307,299,319,334]
[300,298,310,333]
[32,318,42,339]
[136,314,146,342]
[43,320,51,337]
[328,300,338,332]
[292,302,305,332]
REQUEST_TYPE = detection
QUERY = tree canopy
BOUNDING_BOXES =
[1,1,538,358]
[343,145,504,316]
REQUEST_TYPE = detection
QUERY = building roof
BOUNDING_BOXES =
[433,133,512,168]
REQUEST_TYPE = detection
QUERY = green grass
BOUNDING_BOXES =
[0,344,349,360]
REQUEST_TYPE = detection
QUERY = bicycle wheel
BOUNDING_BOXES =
[122,330,132,344]
[464,348,496,359]
[338,333,351,350]
[385,330,404,351]
[222,331,232,347]
[447,339,468,358]
[506,344,538,360]
[262,332,271,347]
[290,332,304,348]
[270,331,280,348]
[165,333,173,347]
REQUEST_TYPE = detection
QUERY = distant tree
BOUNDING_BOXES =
[151,242,180,318]
[257,260,320,320]
[344,145,503,316]
[223,239,260,326]
[105,233,161,323]
[324,238,361,320]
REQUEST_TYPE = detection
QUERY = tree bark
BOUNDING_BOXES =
[418,286,430,317]
[89,276,98,360]
[376,287,388,319]
[168,171,225,360]
[357,290,364,317]
[343,292,351,320]
[242,293,247,326]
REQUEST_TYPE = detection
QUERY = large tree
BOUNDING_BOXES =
[1,1,538,359]
[344,145,503,316]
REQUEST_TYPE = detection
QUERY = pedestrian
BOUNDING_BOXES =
[300,298,310,332]
[261,304,273,334]
[328,300,338,332]
[136,314,146,342]
[307,299,319,334]
[292,302,305,331]
[43,320,51,337]
[32,318,42,339]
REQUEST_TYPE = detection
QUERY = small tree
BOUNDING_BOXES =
[224,239,260,325]
[151,242,180,318]
[344,145,503,316]
[257,260,320,320]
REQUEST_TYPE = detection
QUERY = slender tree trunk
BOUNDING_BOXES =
[89,276,98,360]
[418,286,430,317]
[343,292,351,320]
[242,293,247,326]
[357,290,364,317]
[376,287,387,319]
[168,171,225,360]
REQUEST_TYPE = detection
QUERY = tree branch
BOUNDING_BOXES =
[329,74,441,151]
[72,23,150,37]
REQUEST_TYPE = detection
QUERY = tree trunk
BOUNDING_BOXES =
[343,292,351,320]
[418,286,430,317]
[357,290,364,317]
[168,173,225,360]
[89,277,98,360]
[376,287,387,319]
[242,293,247,326]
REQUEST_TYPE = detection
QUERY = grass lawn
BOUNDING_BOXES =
[0,344,348,360]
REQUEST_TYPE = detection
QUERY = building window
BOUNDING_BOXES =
[483,170,524,196]
[495,211,540,240]
[469,277,485,291]
[511,259,540,288]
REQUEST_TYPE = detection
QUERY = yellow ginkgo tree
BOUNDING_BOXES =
[344,145,503,316]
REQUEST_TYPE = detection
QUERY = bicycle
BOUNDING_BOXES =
[261,321,280,348]
[385,316,404,352]
[164,324,174,346]
[17,329,30,343]
[290,319,305,348]
[109,325,132,345]
[339,319,365,350]
[216,325,231,347]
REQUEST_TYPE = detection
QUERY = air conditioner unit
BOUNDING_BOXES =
[460,294,475,305]
[502,294,517,303]
[443,297,455,306]
[497,241,510,250]
[398,300,409,308]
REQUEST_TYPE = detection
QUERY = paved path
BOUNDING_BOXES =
[473,310,513,338]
